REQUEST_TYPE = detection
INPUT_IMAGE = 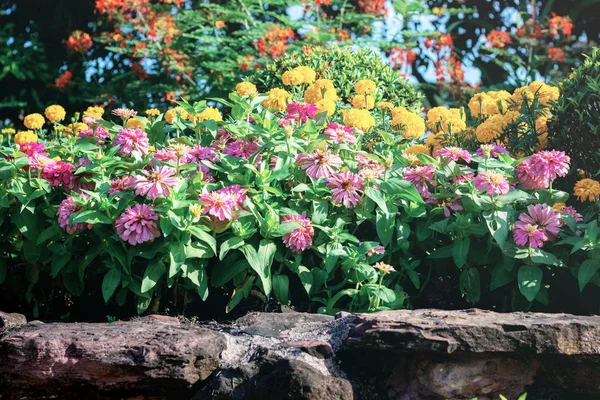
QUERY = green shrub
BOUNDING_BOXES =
[250,46,424,111]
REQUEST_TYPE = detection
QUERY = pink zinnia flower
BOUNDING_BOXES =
[440,196,463,217]
[57,196,91,234]
[153,149,178,164]
[356,154,385,180]
[476,143,509,158]
[198,186,246,221]
[434,146,472,163]
[189,145,218,163]
[115,204,161,246]
[403,164,436,197]
[217,185,247,208]
[326,171,364,208]
[113,128,149,157]
[474,171,510,196]
[454,167,475,184]
[286,102,319,122]
[41,161,75,188]
[29,154,55,171]
[515,158,549,190]
[529,150,570,182]
[111,108,137,119]
[324,123,357,145]
[282,212,314,253]
[562,206,583,222]
[366,244,385,257]
[134,166,178,200]
[513,222,547,249]
[296,146,343,179]
[223,140,259,159]
[79,127,109,142]
[109,176,136,195]
[19,142,46,157]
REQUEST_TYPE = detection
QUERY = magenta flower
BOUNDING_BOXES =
[41,161,75,188]
[198,187,244,222]
[434,146,472,163]
[135,166,179,200]
[513,204,562,248]
[217,185,247,208]
[286,102,319,122]
[326,171,364,208]
[562,206,583,222]
[29,154,55,171]
[282,212,314,253]
[79,127,109,142]
[366,245,385,257]
[474,171,510,196]
[529,150,570,182]
[475,143,509,158]
[57,196,91,234]
[440,196,463,217]
[115,204,161,246]
[113,128,149,157]
[515,158,549,190]
[296,146,343,179]
[513,222,547,249]
[223,140,259,159]
[454,167,475,184]
[189,145,218,164]
[111,108,137,119]
[152,149,178,164]
[109,176,136,195]
[324,123,357,145]
[19,142,46,157]
[403,164,436,197]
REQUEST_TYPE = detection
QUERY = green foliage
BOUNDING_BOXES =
[251,46,424,111]
[549,47,600,176]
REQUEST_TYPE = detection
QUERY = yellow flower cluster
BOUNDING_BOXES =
[468,91,511,118]
[426,107,466,133]
[511,81,559,109]
[145,108,161,117]
[343,109,375,131]
[282,66,316,86]
[195,107,223,123]
[262,88,292,112]
[391,106,425,138]
[376,101,394,110]
[66,122,89,136]
[574,178,600,202]
[474,111,519,143]
[304,79,338,116]
[44,105,66,123]
[235,81,258,97]
[164,107,189,124]
[350,95,375,110]
[315,99,336,116]
[2,128,16,135]
[126,117,149,129]
[403,144,430,165]
[14,130,38,144]
[24,113,45,130]
[84,106,104,119]
[354,79,377,95]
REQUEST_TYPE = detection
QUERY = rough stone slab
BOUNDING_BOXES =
[0,317,226,396]
[343,308,600,355]
[0,311,27,331]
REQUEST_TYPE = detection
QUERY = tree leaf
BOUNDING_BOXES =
[272,274,290,305]
[578,259,600,292]
[226,275,255,313]
[188,225,217,254]
[452,237,470,269]
[142,259,165,293]
[102,269,121,303]
[219,236,245,260]
[518,265,543,302]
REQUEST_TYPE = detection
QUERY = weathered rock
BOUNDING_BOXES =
[0,311,26,330]
[235,311,334,338]
[282,340,334,359]
[0,316,226,398]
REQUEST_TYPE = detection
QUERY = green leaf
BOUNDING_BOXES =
[142,259,165,293]
[379,178,424,204]
[490,264,516,290]
[212,257,248,288]
[312,200,329,224]
[62,272,84,297]
[51,254,70,277]
[272,274,290,305]
[325,289,358,313]
[169,241,186,278]
[365,187,388,213]
[376,210,395,247]
[186,241,214,259]
[188,225,217,254]
[102,269,121,303]
[226,275,255,313]
[71,210,112,225]
[137,296,152,314]
[452,237,470,268]
[274,222,302,237]
[484,210,509,250]
[578,259,600,292]
[36,224,61,245]
[219,236,245,260]
[518,265,543,302]
[460,268,481,303]
[0,259,7,285]
[428,245,453,259]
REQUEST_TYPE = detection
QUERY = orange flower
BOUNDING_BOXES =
[487,30,512,49]
[549,13,573,36]
[55,70,73,91]
[65,30,93,54]
[215,20,225,29]
[548,47,566,62]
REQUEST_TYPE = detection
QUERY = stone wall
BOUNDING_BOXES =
[1,309,599,399]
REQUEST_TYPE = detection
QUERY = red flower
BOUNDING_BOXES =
[548,47,566,62]
[487,30,512,49]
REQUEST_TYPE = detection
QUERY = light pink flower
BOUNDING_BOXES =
[198,186,246,221]
[474,171,510,196]
[109,176,136,195]
[152,149,178,164]
[19,143,46,157]
[562,206,583,222]
[29,154,55,171]
[476,143,509,158]
[223,140,259,159]
[113,128,149,157]
[134,166,179,200]
[367,245,385,257]
[79,127,109,142]
[324,123,357,145]
[286,102,319,122]
[57,196,91,234]
[434,146,472,163]
[515,158,549,190]
[356,154,385,180]
[529,150,570,182]
[513,222,547,248]
[513,204,562,248]
[282,212,314,253]
[111,108,137,119]
[326,171,364,208]
[403,164,436,197]
[296,146,342,179]
[115,204,161,245]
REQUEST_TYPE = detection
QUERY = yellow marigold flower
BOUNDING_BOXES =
[350,95,375,110]
[468,91,511,118]
[574,178,600,202]
[315,99,336,116]
[425,132,443,153]
[126,117,149,130]
[391,106,425,139]
[14,130,38,144]
[235,81,258,97]
[195,107,223,123]
[145,108,161,117]
[403,144,430,165]
[376,101,394,110]
[475,114,505,143]
[282,70,305,86]
[2,128,16,135]
[24,113,45,130]
[552,202,567,213]
[304,79,338,104]
[354,79,377,95]
[426,107,466,133]
[44,105,66,123]
[294,66,316,84]
[528,81,560,106]
[262,88,292,112]
[66,122,89,136]
[535,116,548,134]
[84,106,104,119]
[164,107,188,124]
[343,109,375,131]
